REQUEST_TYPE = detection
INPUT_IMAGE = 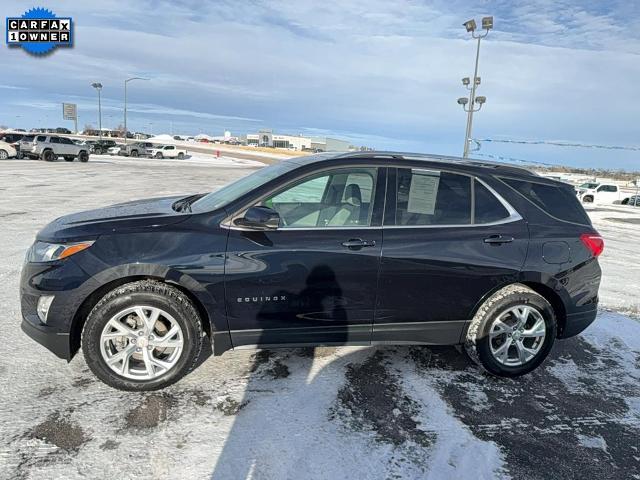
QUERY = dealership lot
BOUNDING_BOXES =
[1,156,639,479]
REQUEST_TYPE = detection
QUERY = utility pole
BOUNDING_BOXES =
[457,16,493,158]
[124,77,149,144]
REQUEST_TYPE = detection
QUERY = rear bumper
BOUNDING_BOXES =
[558,306,598,339]
[21,316,71,360]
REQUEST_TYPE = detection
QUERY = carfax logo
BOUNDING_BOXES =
[6,7,73,55]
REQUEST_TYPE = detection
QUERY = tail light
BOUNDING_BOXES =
[580,233,604,257]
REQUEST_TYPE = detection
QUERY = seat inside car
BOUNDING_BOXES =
[327,183,362,226]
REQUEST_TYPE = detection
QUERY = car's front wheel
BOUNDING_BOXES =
[465,284,556,377]
[155,152,163,158]
[78,151,89,162]
[0,149,8,159]
[82,280,204,391]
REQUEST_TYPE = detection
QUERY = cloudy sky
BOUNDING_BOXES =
[2,0,639,169]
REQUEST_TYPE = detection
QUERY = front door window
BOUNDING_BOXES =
[260,167,377,228]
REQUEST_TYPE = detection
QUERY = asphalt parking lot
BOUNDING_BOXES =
[1,156,639,480]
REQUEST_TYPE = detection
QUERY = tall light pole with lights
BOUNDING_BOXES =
[457,16,493,158]
[91,82,103,140]
[124,77,149,144]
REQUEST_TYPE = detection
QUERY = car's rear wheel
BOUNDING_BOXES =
[0,149,8,159]
[78,151,89,162]
[42,149,56,162]
[465,284,556,377]
[177,152,184,159]
[82,280,204,391]
[131,149,138,157]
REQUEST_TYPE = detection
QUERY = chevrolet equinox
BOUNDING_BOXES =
[20,152,603,390]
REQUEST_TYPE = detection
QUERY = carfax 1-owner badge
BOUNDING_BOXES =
[6,7,73,55]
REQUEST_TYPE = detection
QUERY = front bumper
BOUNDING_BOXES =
[21,316,71,360]
[20,258,97,360]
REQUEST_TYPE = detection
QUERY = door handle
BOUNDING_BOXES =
[341,238,376,248]
[484,235,514,245]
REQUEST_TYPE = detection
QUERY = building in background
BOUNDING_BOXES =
[243,129,354,151]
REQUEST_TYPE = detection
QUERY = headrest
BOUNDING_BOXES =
[344,183,362,207]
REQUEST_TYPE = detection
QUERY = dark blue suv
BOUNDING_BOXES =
[20,152,603,390]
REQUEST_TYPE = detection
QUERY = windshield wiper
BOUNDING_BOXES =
[172,193,205,213]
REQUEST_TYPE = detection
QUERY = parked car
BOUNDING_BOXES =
[16,135,35,158]
[622,195,640,206]
[576,182,622,204]
[0,133,25,145]
[20,152,603,390]
[23,135,89,162]
[107,143,147,157]
[148,144,187,159]
[90,140,117,155]
[55,127,72,134]
[0,140,17,159]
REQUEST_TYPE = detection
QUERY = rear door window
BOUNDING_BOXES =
[396,168,471,225]
[474,180,510,223]
[501,178,591,225]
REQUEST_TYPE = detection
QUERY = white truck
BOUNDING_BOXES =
[148,144,187,159]
[576,182,623,204]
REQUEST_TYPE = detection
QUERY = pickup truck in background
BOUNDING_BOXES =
[148,144,187,159]
[576,182,624,204]
[107,143,147,157]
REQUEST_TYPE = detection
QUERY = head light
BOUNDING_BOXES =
[27,241,94,263]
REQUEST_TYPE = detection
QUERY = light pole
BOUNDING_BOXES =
[457,16,493,158]
[91,82,103,140]
[124,77,149,144]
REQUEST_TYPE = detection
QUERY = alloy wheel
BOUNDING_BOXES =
[488,304,546,367]
[99,306,184,380]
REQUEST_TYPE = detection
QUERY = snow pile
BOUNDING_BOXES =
[147,134,176,142]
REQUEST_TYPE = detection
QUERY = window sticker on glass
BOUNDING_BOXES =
[407,170,440,215]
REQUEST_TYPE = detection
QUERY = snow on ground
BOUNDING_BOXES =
[92,153,266,168]
[0,157,638,479]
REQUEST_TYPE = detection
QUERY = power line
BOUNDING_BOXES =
[474,138,640,152]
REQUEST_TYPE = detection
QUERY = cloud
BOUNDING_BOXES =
[1,0,638,169]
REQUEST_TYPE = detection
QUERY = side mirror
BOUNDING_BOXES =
[234,206,280,230]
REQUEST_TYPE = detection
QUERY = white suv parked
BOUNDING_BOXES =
[25,135,89,162]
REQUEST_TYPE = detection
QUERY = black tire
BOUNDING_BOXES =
[78,151,89,162]
[94,147,103,155]
[81,280,204,391]
[177,152,184,159]
[130,149,139,157]
[155,152,163,159]
[64,156,74,162]
[465,284,556,377]
[582,195,593,203]
[622,198,629,205]
[42,149,56,162]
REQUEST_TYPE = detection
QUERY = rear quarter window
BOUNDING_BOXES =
[501,178,591,225]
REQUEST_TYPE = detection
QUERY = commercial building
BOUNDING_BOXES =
[244,129,354,152]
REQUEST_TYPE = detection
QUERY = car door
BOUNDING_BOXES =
[164,145,176,157]
[58,137,75,155]
[373,167,528,345]
[596,185,617,204]
[224,165,386,347]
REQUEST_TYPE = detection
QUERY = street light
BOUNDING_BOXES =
[91,82,103,140]
[124,77,149,144]
[458,16,493,158]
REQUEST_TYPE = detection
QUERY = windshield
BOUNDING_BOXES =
[580,182,599,189]
[190,161,299,213]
